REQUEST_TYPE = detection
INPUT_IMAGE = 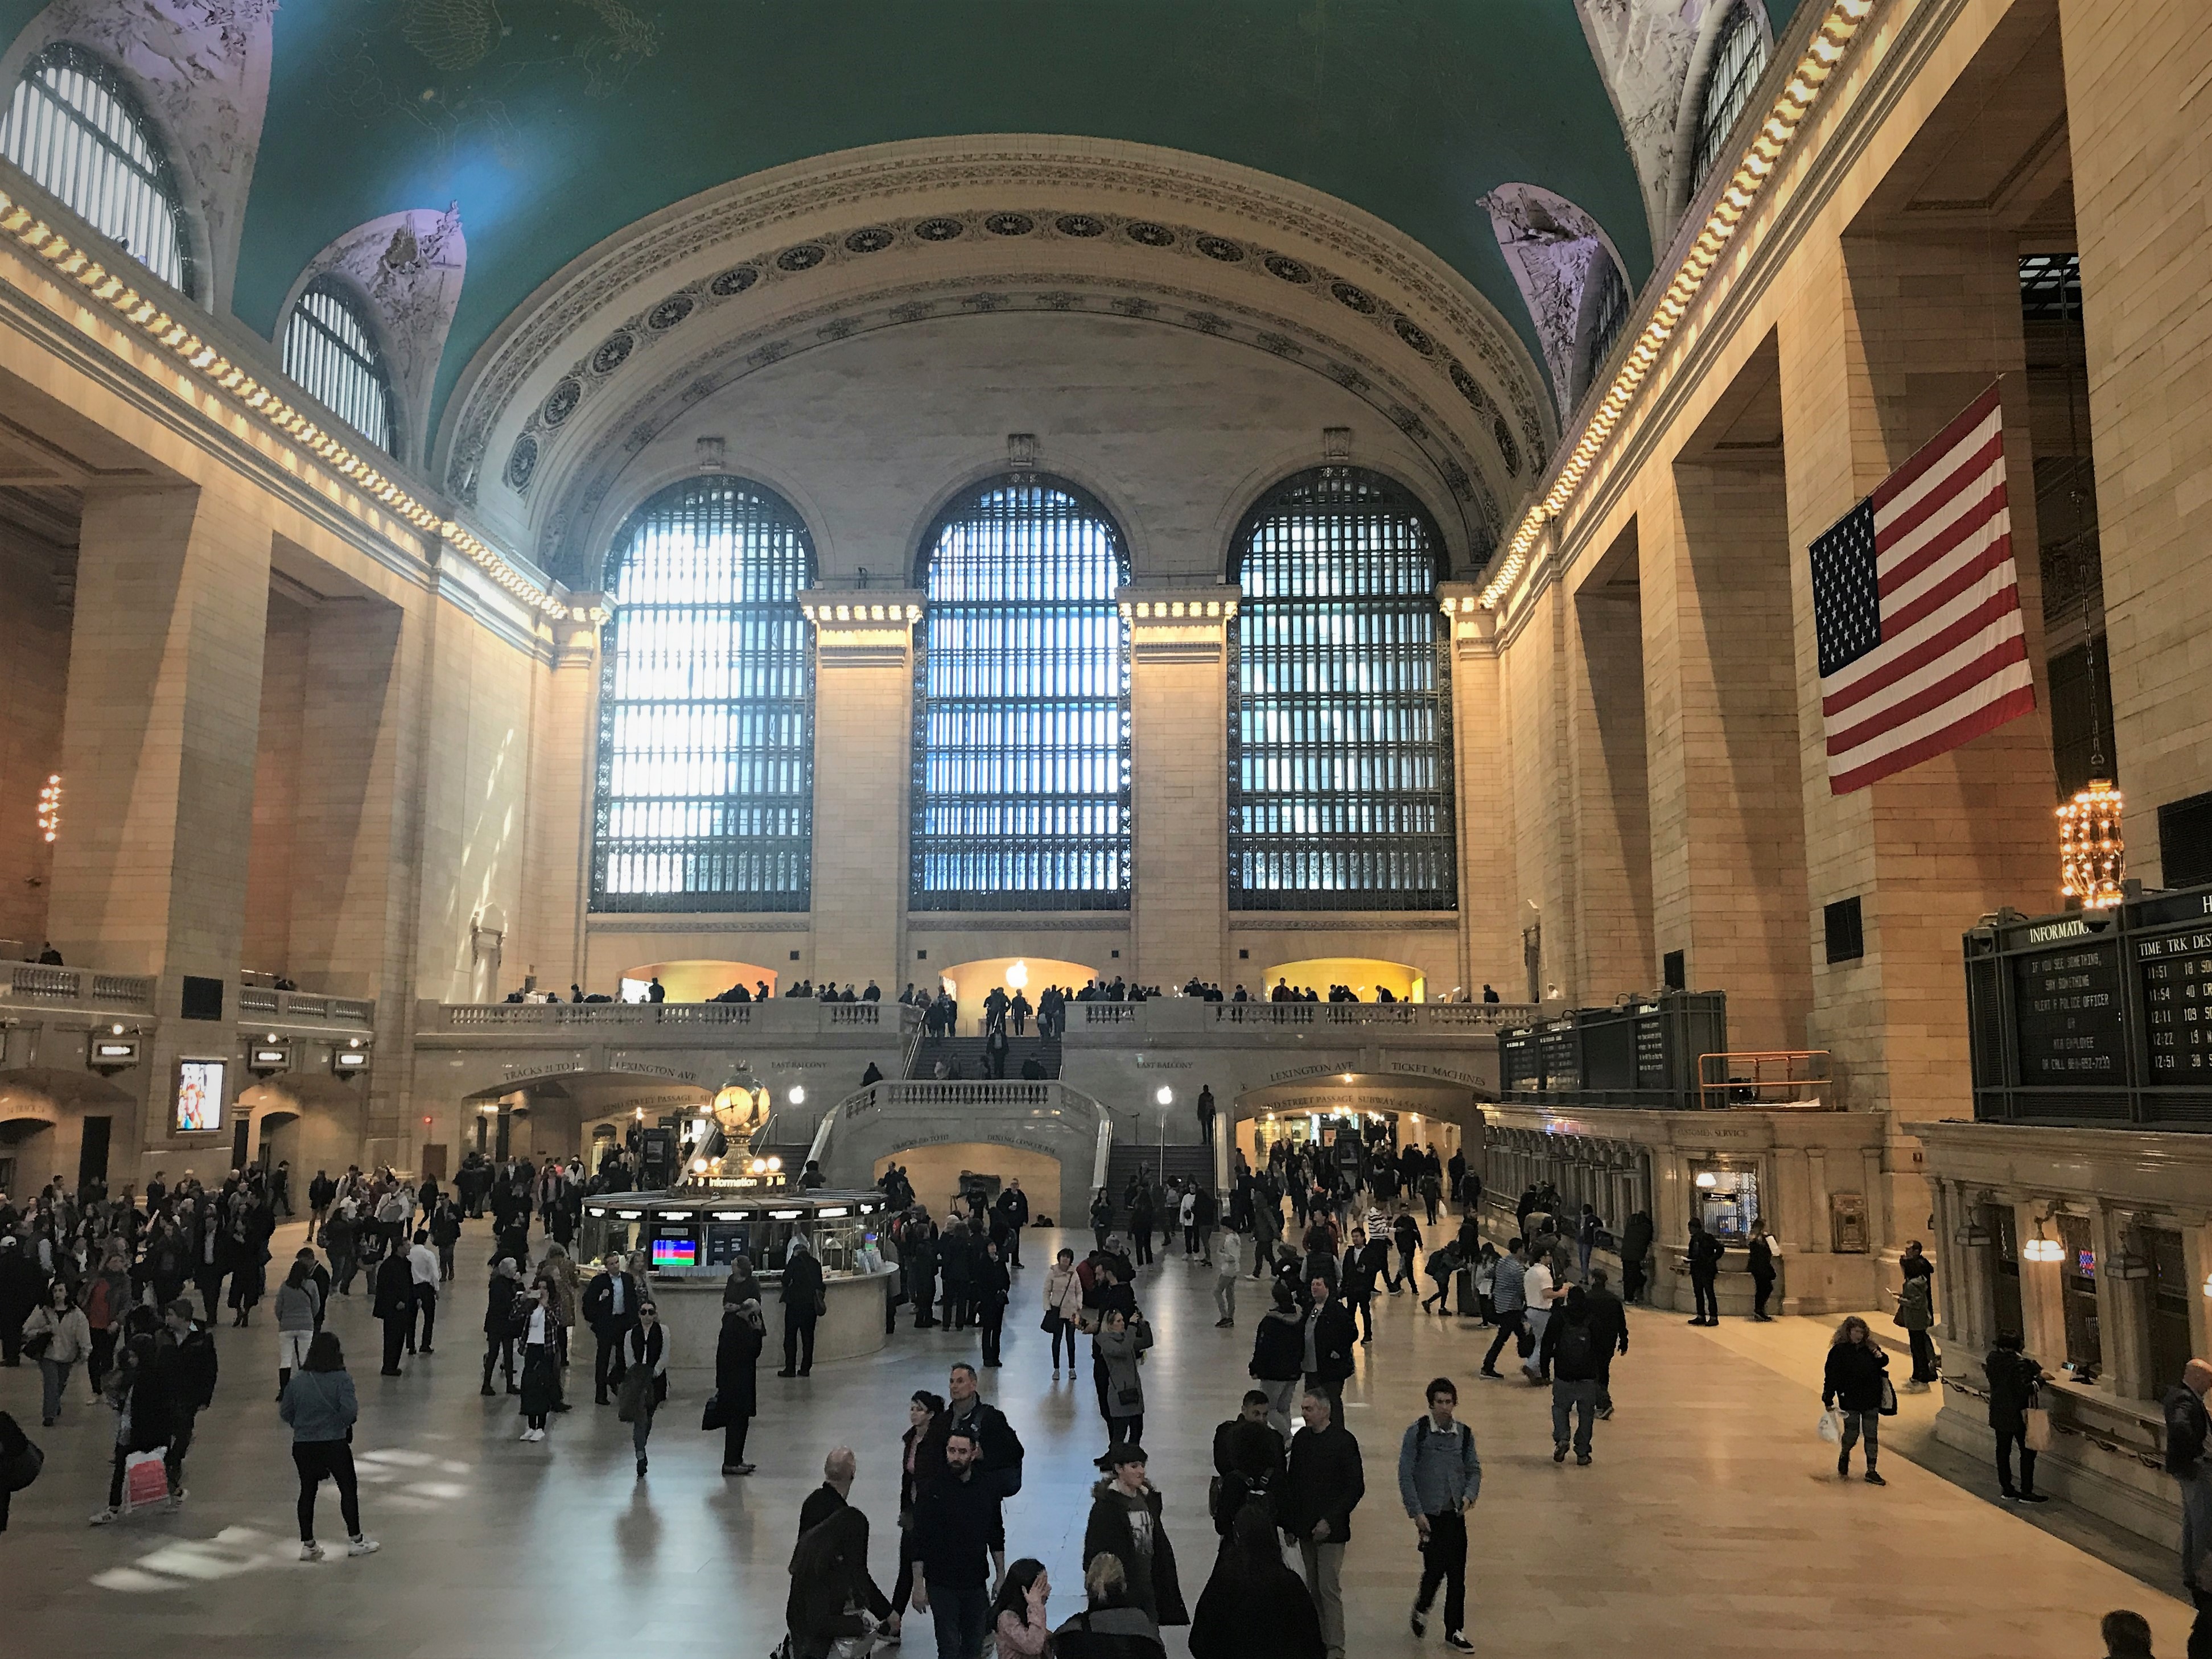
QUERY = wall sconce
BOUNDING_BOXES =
[2021,1218,2065,1262]
[1953,1217,1993,1247]
[2102,1232,2151,1281]
[1694,1171,1718,1189]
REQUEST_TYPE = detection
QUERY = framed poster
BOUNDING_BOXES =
[175,1059,225,1133]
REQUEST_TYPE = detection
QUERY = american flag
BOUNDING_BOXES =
[1809,381,2035,794]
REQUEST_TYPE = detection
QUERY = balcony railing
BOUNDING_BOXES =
[430,999,918,1035]
[1696,1050,1834,1110]
[4,961,155,1014]
[237,986,374,1026]
[1074,999,1537,1034]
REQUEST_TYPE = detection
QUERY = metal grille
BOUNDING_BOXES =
[591,477,815,912]
[0,44,192,295]
[283,278,396,455]
[1579,258,1630,406]
[2019,253,2083,322]
[1229,467,1456,910]
[911,476,1131,910]
[1688,3,1769,201]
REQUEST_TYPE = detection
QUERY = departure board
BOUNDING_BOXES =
[2010,938,2127,1081]
[2135,926,2212,1077]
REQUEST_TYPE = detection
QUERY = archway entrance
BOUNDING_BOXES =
[932,957,1098,1032]
[1233,1075,1473,1172]
[876,1142,1062,1222]
[1260,957,1427,1002]
[617,958,781,1002]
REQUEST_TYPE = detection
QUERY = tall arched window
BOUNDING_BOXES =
[1230,467,1456,910]
[591,477,815,912]
[1687,2,1769,201]
[911,476,1131,910]
[283,278,397,456]
[1572,256,1631,410]
[0,43,192,295]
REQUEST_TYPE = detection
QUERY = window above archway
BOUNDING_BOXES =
[1687,3,1769,202]
[0,43,193,297]
[282,277,396,455]
[591,477,816,912]
[911,476,1131,911]
[1230,467,1456,911]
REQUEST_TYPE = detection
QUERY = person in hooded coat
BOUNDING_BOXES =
[1188,1501,1326,1659]
[1081,1444,1187,1627]
[716,1299,764,1474]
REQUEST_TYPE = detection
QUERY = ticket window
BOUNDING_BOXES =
[706,1223,755,1268]
[2058,1213,2102,1373]
[1691,1165,1758,1241]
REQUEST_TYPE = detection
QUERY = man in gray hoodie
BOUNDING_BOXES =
[1397,1376,1481,1650]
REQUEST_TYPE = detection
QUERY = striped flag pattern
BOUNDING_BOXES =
[1809,381,2035,794]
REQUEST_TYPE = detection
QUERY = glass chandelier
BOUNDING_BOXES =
[2057,605,2123,909]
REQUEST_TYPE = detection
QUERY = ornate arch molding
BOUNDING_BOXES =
[1572,0,1727,257]
[1480,183,1632,429]
[436,137,1554,558]
[275,207,467,468]
[0,0,275,313]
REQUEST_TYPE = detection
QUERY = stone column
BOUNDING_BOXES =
[1568,562,1654,1002]
[2057,0,2212,876]
[516,602,602,993]
[805,589,921,993]
[47,481,273,1175]
[1121,586,1231,989]
[1443,587,1519,997]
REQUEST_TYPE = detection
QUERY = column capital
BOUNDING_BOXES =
[802,586,925,666]
[1117,583,1235,664]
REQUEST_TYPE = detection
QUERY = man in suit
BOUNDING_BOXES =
[582,1251,642,1404]
[372,1249,414,1376]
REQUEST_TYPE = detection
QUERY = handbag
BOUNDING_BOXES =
[617,1365,651,1423]
[1040,1308,1062,1333]
[1117,1385,1143,1408]
[1878,1377,1898,1417]
[2022,1405,2053,1452]
[700,1390,730,1432]
[20,1327,52,1361]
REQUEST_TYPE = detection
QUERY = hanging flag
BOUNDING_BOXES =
[1809,381,2035,794]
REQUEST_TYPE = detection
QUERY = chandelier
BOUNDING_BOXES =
[2058,778,2125,909]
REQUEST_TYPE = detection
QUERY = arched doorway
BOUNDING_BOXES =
[617,958,781,1002]
[932,957,1098,1032]
[1259,957,1429,1002]
[875,1143,1062,1222]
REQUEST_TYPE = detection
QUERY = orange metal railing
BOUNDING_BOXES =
[1696,1050,1835,1110]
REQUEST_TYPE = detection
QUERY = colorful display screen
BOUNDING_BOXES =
[175,1060,224,1133]
[650,1233,698,1269]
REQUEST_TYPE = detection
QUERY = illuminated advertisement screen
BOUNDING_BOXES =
[175,1059,225,1133]
[650,1233,699,1270]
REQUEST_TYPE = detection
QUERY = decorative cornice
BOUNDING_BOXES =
[1480,0,1882,611]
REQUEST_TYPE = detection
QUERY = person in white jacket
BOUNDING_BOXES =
[1214,1230,1245,1327]
[1043,1249,1085,1380]
[22,1279,91,1426]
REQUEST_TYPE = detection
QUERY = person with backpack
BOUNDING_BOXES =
[1540,1286,1603,1465]
[1396,1377,1480,1652]
[1420,1241,1463,1316]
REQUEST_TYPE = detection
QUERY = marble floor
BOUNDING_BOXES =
[0,1221,2194,1657]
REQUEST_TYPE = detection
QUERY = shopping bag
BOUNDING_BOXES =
[123,1449,169,1509]
[1816,1409,1842,1444]
[2022,1406,2053,1452]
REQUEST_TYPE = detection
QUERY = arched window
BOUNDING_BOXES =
[911,476,1131,910]
[282,278,397,455]
[0,43,192,295]
[1230,467,1456,911]
[1573,256,1631,410]
[1687,2,1769,201]
[591,477,816,912]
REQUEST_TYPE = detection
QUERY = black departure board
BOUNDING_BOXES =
[2010,939,2127,1081]
[1635,1016,1668,1088]
[2135,926,2212,1077]
[1539,1026,1580,1090]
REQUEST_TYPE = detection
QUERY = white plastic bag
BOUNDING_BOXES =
[1816,1408,1842,1444]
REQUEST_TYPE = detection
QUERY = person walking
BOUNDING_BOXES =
[81,1246,130,1397]
[1540,1286,1603,1465]
[1397,1376,1480,1651]
[910,1425,1000,1659]
[1897,1240,1939,1389]
[372,1245,413,1376]
[155,1299,216,1507]
[1301,1277,1357,1414]
[780,1235,825,1376]
[583,1250,641,1403]
[1095,1307,1149,1459]
[975,1237,1010,1368]
[1479,1239,1530,1378]
[1391,1209,1422,1294]
[1084,1443,1188,1628]
[887,1391,944,1641]
[2161,1356,2212,1659]
[280,1331,377,1560]
[1986,1331,2050,1502]
[1686,1217,1722,1325]
[1585,1267,1629,1418]
[273,1258,321,1400]
[22,1279,90,1427]
[990,1559,1053,1659]
[1620,1209,1654,1304]
[1251,1280,1306,1438]
[480,1258,522,1395]
[1189,1501,1327,1659]
[786,1502,889,1659]
[1277,1385,1363,1659]
[1044,1248,1085,1378]
[619,1297,668,1476]
[406,1229,440,1352]
[1210,1391,1286,1539]
[1746,1221,1779,1320]
[517,1282,560,1441]
[715,1296,764,1474]
[89,1329,167,1525]
[1213,1226,1243,1328]
[1823,1315,1891,1485]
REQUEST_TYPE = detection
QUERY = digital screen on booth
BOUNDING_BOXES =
[651,1234,699,1270]
[175,1060,225,1133]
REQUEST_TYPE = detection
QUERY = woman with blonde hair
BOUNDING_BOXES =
[1822,1314,1892,1485]
[1052,1551,1167,1658]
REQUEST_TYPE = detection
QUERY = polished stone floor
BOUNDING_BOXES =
[0,1219,2193,1656]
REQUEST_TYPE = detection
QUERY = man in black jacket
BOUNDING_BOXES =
[1211,1390,1286,1537]
[994,1179,1029,1269]
[2164,1356,2212,1656]
[1279,1385,1363,1659]
[1303,1277,1358,1411]
[778,1238,826,1376]
[372,1250,414,1376]
[1686,1217,1723,1325]
[155,1300,217,1507]
[1540,1286,1603,1464]
[480,1258,522,1394]
[1585,1267,1630,1419]
[583,1252,642,1402]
